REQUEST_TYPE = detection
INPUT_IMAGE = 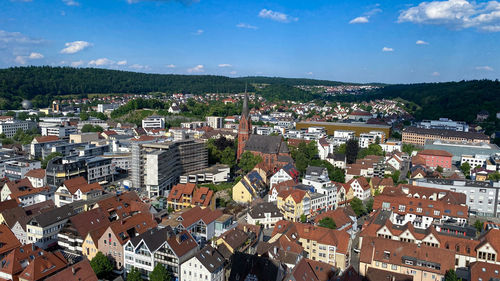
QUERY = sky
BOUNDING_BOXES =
[1,0,500,83]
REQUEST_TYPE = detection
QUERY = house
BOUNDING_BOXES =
[326,153,346,169]
[45,259,98,281]
[369,176,394,196]
[345,155,384,182]
[359,236,455,281]
[1,178,34,201]
[94,191,153,221]
[270,221,352,271]
[469,261,500,281]
[123,226,198,280]
[386,152,404,171]
[0,224,21,259]
[54,177,104,207]
[256,234,304,269]
[0,244,68,281]
[417,149,453,170]
[96,212,158,270]
[232,170,267,204]
[269,163,299,189]
[216,224,262,255]
[227,252,286,281]
[346,177,371,201]
[162,206,223,244]
[25,169,46,188]
[337,182,354,207]
[288,258,337,281]
[373,185,468,229]
[180,245,225,281]
[314,206,358,235]
[247,202,283,229]
[57,207,110,258]
[167,183,214,211]
[302,166,337,210]
[276,189,311,222]
[6,201,55,245]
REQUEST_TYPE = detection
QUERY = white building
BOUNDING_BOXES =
[302,166,337,210]
[246,202,283,229]
[180,246,225,281]
[460,154,489,168]
[347,177,371,201]
[0,120,37,138]
[269,163,298,189]
[380,140,402,153]
[41,125,78,138]
[206,116,224,129]
[142,115,165,129]
[333,130,355,139]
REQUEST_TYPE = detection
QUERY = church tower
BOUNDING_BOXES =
[237,91,252,159]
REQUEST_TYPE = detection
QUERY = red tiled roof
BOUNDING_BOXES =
[24,169,46,179]
[33,136,60,143]
[418,149,453,158]
[45,259,98,281]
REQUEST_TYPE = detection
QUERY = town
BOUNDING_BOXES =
[0,88,497,281]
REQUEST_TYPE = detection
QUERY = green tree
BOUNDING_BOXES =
[391,170,401,185]
[79,112,89,121]
[127,267,142,281]
[300,214,307,223]
[474,220,483,233]
[460,162,471,176]
[149,264,171,281]
[350,197,366,217]
[318,217,337,229]
[402,143,419,155]
[42,152,63,169]
[90,252,113,279]
[488,172,500,181]
[238,151,262,174]
[365,197,374,213]
[81,124,104,133]
[345,139,359,164]
[444,269,460,281]
[436,166,444,173]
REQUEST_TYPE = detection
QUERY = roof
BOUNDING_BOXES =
[418,149,453,158]
[0,225,21,255]
[45,259,98,281]
[218,228,250,250]
[272,221,351,255]
[64,208,110,239]
[18,250,67,281]
[193,245,225,273]
[28,204,81,228]
[403,126,490,141]
[0,244,44,277]
[166,229,198,257]
[0,199,19,213]
[62,177,102,194]
[314,206,356,227]
[168,206,223,229]
[24,169,46,179]
[33,136,60,143]
[469,261,500,281]
[167,183,196,201]
[360,236,455,275]
[278,189,308,204]
[192,187,214,207]
[106,212,158,246]
[248,202,282,219]
[290,258,336,281]
[4,178,33,194]
[244,135,287,154]
[365,268,412,281]
[228,252,284,281]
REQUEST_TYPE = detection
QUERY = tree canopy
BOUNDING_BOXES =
[127,267,142,281]
[149,264,171,281]
[318,217,337,229]
[238,151,262,174]
[90,252,113,279]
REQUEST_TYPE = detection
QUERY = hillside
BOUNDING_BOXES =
[0,66,250,109]
[363,80,500,123]
[237,76,361,86]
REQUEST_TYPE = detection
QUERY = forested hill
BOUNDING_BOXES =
[237,76,364,86]
[0,66,250,108]
[363,80,500,123]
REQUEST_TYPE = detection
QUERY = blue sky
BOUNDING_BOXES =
[1,0,500,83]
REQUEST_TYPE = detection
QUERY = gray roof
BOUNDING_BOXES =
[29,202,82,227]
[305,166,326,177]
[404,126,490,140]
[194,245,225,273]
[129,226,174,252]
[248,202,282,219]
[244,135,287,154]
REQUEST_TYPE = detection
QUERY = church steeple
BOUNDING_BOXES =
[237,87,252,160]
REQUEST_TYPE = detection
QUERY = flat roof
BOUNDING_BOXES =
[297,121,390,129]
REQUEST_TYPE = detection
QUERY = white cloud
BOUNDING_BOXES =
[166,64,176,68]
[382,47,394,52]
[0,30,43,45]
[62,0,79,6]
[14,56,27,64]
[432,71,441,76]
[126,0,200,4]
[398,0,500,32]
[193,29,204,35]
[60,40,91,54]
[258,9,298,23]
[71,60,84,67]
[236,23,258,29]
[476,65,494,71]
[416,40,429,45]
[218,64,232,68]
[28,52,43,59]
[187,64,204,73]
[349,16,369,24]
[88,58,114,66]
[229,71,237,75]
[117,60,127,65]
[306,72,313,75]
[129,64,150,70]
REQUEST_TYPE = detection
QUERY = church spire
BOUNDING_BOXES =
[242,84,249,118]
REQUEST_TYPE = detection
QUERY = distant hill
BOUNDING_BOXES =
[363,80,500,123]
[237,76,367,86]
[0,66,250,109]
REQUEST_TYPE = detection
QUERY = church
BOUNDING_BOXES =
[237,93,293,173]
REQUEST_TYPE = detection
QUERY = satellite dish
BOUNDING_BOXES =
[22,100,33,110]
